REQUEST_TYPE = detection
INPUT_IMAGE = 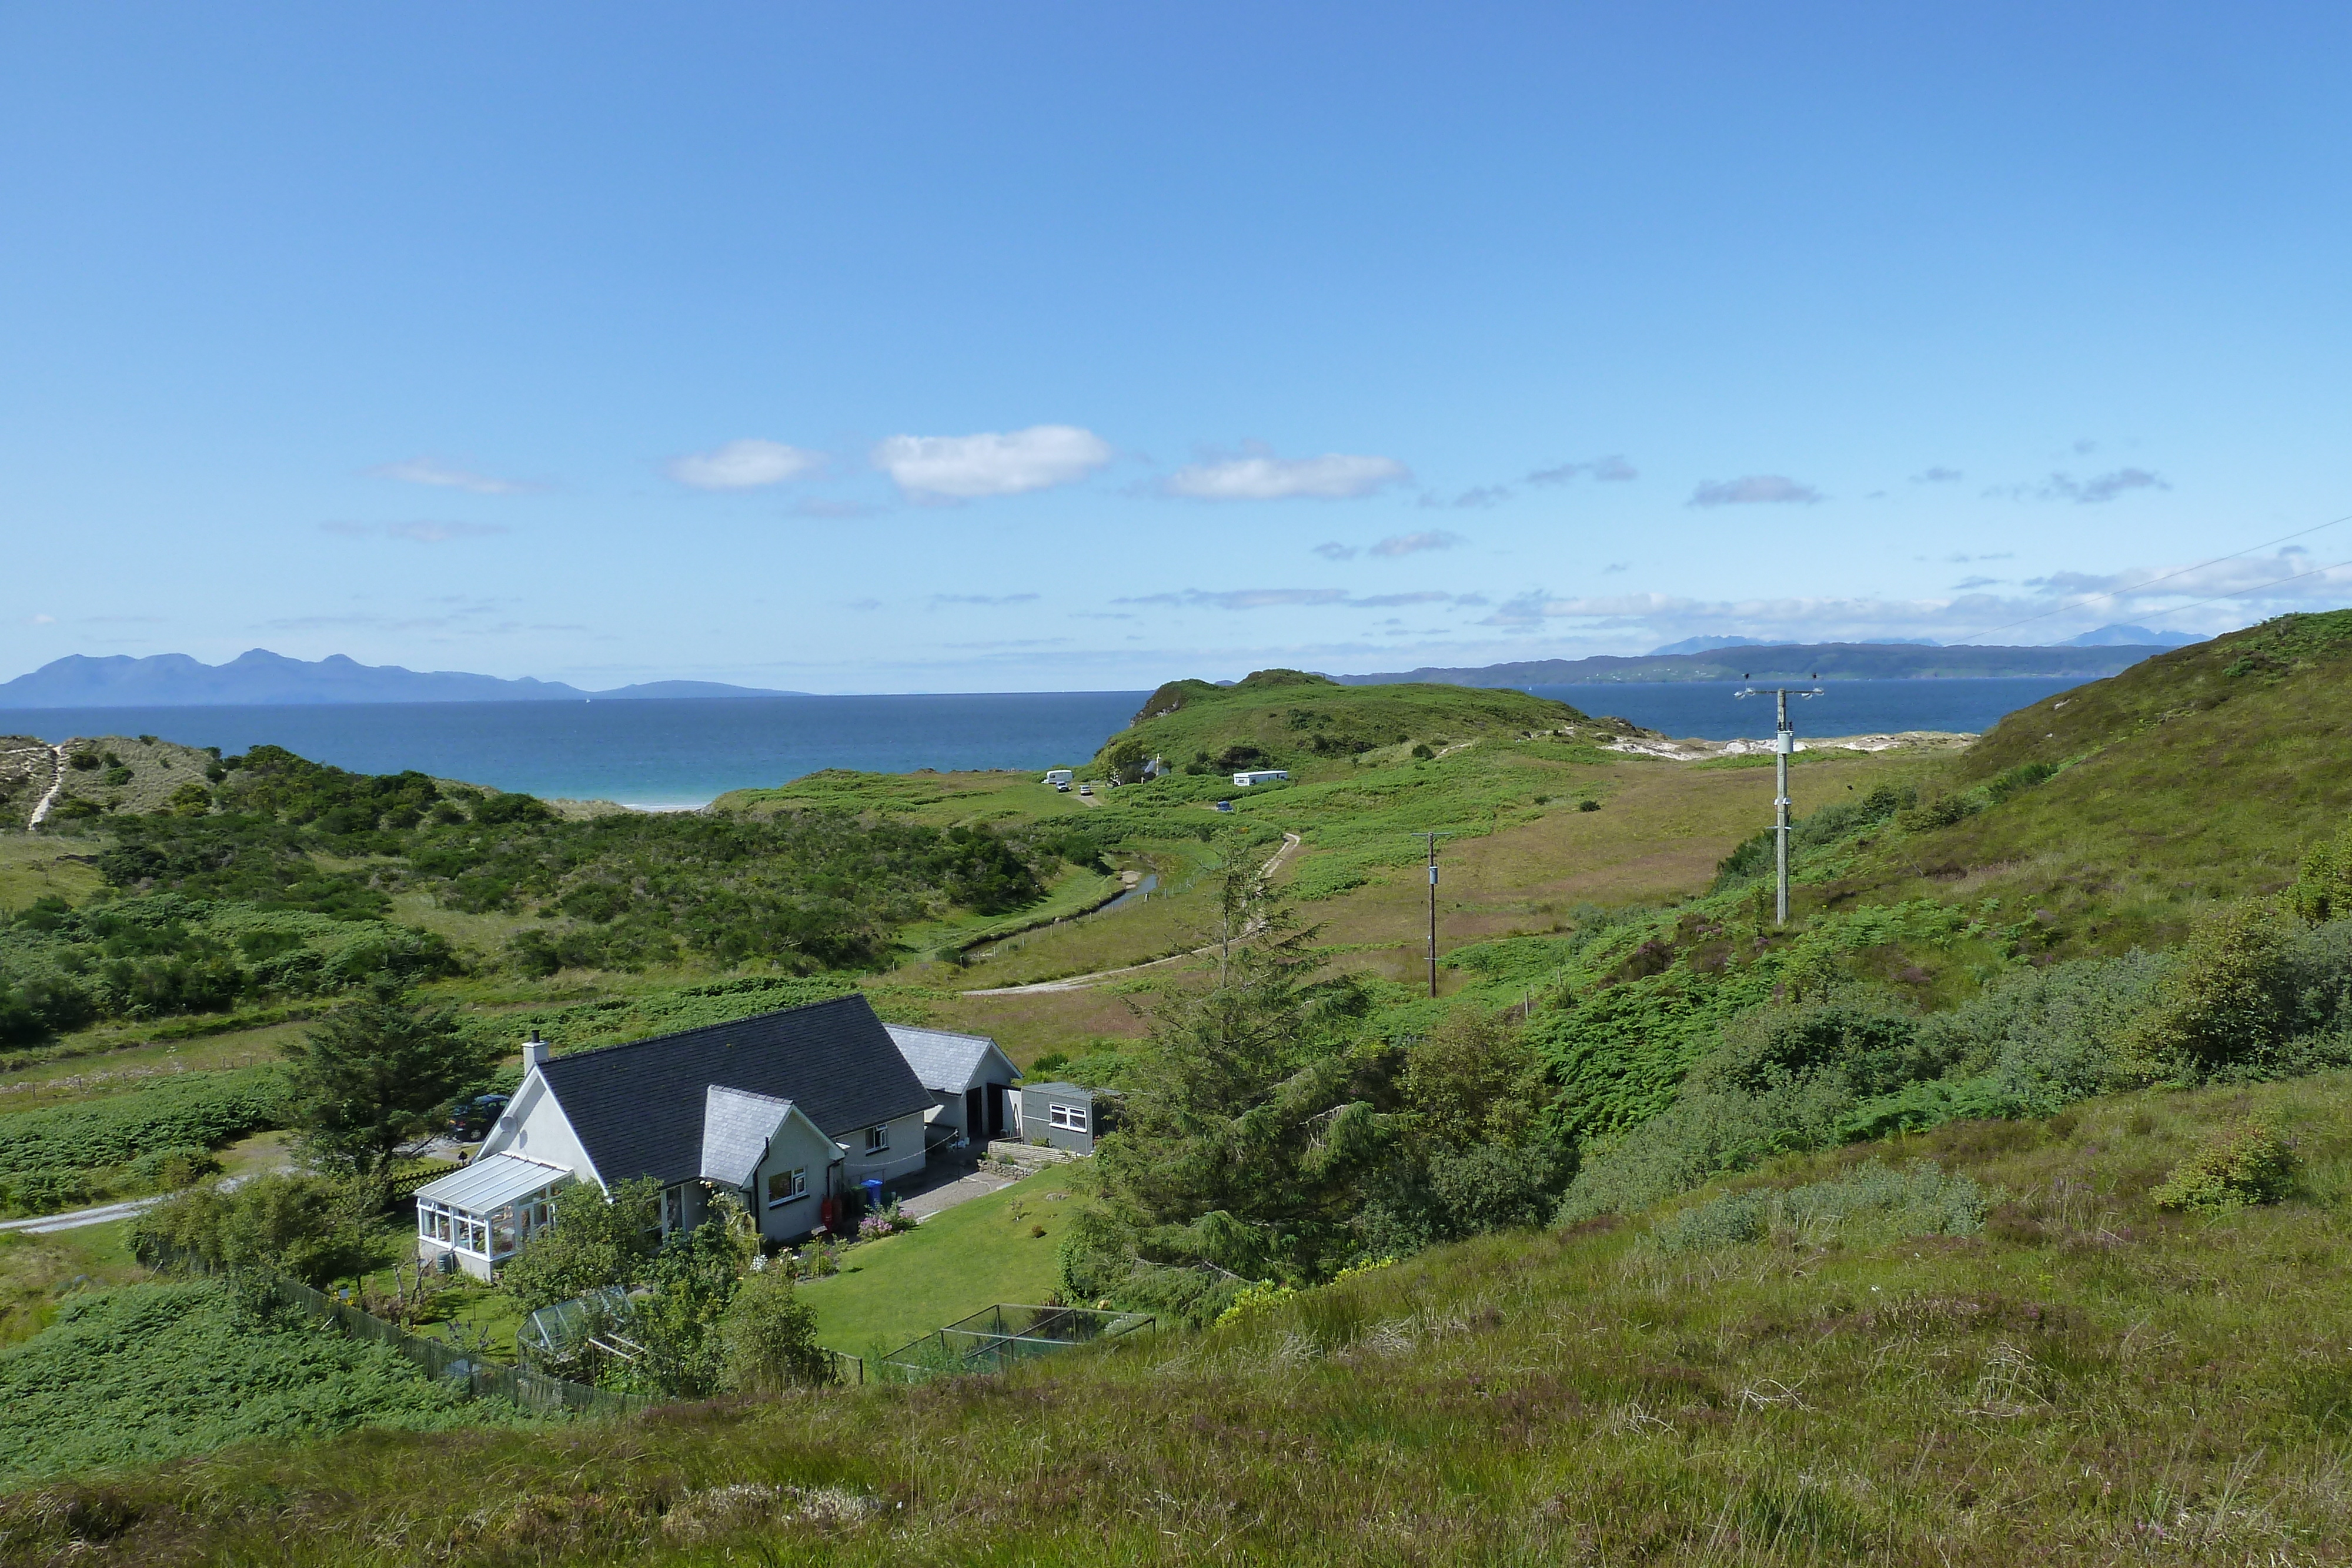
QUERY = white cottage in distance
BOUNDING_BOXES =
[415,994,960,1279]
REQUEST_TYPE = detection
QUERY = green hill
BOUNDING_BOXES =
[1800,610,2352,959]
[1094,668,1625,778]
[8,1074,2351,1562]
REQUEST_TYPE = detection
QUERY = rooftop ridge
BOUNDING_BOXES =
[537,991,867,1066]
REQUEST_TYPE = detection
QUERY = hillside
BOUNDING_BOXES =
[1344,640,2181,686]
[6,1074,2350,1562]
[1801,610,2352,958]
[1094,668,1618,778]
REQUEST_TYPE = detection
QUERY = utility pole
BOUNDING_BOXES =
[1418,831,1451,997]
[1735,674,1822,925]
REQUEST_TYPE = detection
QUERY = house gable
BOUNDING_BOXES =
[477,1067,605,1190]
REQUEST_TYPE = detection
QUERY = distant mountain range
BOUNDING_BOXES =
[0,651,804,708]
[1342,636,2204,687]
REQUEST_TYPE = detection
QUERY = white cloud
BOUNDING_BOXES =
[28,613,55,625]
[1312,542,1359,561]
[1526,456,1637,485]
[666,439,824,490]
[366,457,535,495]
[1165,448,1410,501]
[1688,475,1822,507]
[1370,530,1462,557]
[872,425,1111,499]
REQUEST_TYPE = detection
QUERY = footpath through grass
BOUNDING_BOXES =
[796,1164,1079,1356]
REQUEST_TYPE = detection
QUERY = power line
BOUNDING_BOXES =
[2094,551,2352,626]
[1947,510,2352,646]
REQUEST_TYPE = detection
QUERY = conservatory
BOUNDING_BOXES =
[413,1152,572,1281]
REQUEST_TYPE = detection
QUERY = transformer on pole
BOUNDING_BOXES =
[1735,674,1823,925]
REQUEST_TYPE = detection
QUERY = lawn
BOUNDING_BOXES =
[794,1164,1080,1356]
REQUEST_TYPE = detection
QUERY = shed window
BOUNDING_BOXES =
[767,1166,808,1206]
[864,1126,890,1154]
[1050,1102,1088,1133]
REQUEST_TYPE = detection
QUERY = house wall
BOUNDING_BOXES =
[841,1109,927,1184]
[415,1236,493,1282]
[1020,1087,1098,1154]
[477,1072,599,1187]
[750,1114,842,1243]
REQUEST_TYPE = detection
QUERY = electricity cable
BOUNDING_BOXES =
[1947,510,2352,645]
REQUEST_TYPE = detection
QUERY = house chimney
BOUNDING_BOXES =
[523,1030,549,1069]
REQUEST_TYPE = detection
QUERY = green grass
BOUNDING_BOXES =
[0,1219,143,1346]
[795,1164,1079,1355]
[16,1075,2352,1559]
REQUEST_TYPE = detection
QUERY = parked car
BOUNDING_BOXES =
[446,1092,510,1142]
[1055,781,1070,792]
[1078,783,1093,796]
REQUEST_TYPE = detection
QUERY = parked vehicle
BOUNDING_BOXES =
[446,1092,510,1142]
[1078,783,1093,796]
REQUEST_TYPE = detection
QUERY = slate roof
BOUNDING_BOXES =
[884,1023,1017,1095]
[700,1086,795,1188]
[537,994,931,1188]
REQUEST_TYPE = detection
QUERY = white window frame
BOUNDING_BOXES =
[1050,1102,1088,1133]
[864,1125,890,1154]
[766,1165,808,1208]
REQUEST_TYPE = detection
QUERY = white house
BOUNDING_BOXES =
[1232,769,1289,786]
[413,994,933,1278]
[884,1023,1021,1146]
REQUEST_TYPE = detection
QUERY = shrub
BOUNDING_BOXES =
[0,1280,494,1486]
[131,1173,370,1285]
[2117,904,2304,1084]
[0,1066,283,1181]
[719,1263,834,1392]
[498,1176,661,1310]
[1984,759,2061,804]
[126,1145,222,1193]
[1911,951,2169,1111]
[2150,1118,2296,1212]
[1648,1160,1989,1253]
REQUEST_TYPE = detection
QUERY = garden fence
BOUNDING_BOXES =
[879,1303,1154,1381]
[270,1277,652,1417]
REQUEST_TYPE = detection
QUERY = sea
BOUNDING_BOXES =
[0,677,2082,810]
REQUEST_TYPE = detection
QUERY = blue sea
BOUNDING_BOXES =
[0,677,2079,808]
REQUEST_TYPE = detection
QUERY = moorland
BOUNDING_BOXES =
[6,617,2352,1562]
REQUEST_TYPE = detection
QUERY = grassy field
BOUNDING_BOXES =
[0,831,105,914]
[796,1164,1081,1356]
[14,1074,2352,1560]
[0,1219,142,1346]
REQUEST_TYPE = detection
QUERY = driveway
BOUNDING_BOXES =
[0,1195,165,1235]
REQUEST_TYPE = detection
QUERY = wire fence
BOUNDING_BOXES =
[270,1276,653,1417]
[878,1303,1154,1382]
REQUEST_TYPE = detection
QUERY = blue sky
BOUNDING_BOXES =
[6,2,2352,693]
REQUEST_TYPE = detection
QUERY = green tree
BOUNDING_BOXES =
[629,1193,759,1398]
[1076,921,1389,1307]
[280,977,496,1191]
[498,1176,663,1312]
[719,1264,834,1392]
